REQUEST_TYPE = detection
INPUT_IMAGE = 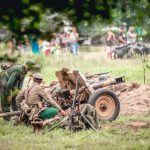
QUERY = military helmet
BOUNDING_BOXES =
[1,62,13,70]
[33,73,43,80]
[31,64,41,73]
[25,60,35,69]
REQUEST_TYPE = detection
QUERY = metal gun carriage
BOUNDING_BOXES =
[50,68,125,121]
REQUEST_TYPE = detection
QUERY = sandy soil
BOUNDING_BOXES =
[113,83,150,115]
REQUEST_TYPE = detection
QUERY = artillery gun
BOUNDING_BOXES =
[0,68,125,123]
[50,68,125,121]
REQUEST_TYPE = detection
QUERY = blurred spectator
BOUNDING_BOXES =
[18,35,30,54]
[117,26,127,45]
[7,39,15,54]
[105,28,115,59]
[61,32,70,53]
[50,34,61,55]
[127,27,137,44]
[51,33,61,46]
[70,27,79,55]
[30,36,40,54]
[40,40,51,56]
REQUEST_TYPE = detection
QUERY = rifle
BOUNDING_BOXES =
[85,72,111,79]
[48,116,68,131]
[0,111,21,117]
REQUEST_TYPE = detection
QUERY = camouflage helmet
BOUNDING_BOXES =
[31,64,41,74]
[33,73,43,80]
[24,60,35,69]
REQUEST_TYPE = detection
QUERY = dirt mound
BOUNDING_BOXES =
[113,83,150,115]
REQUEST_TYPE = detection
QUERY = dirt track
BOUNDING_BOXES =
[113,83,150,115]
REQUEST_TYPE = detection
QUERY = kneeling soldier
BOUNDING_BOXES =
[16,73,67,125]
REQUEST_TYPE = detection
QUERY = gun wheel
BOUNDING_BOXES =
[95,95,115,119]
[88,89,120,121]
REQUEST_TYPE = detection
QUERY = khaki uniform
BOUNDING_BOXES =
[16,82,62,119]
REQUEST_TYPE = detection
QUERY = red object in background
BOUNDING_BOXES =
[45,49,51,56]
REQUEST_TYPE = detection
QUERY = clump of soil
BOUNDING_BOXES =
[113,83,150,115]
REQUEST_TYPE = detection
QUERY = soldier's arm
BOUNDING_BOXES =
[7,71,19,92]
[16,90,25,108]
[18,74,26,90]
[39,88,62,111]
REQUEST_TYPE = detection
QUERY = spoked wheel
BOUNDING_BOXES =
[88,89,120,121]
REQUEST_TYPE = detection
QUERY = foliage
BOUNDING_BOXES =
[0,0,112,36]
[0,0,150,37]
[77,18,105,36]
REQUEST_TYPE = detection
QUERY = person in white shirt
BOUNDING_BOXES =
[127,27,137,44]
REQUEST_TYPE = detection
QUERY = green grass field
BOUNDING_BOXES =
[0,115,150,150]
[0,51,150,150]
[18,51,150,84]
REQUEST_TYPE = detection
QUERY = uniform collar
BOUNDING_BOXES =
[32,82,40,86]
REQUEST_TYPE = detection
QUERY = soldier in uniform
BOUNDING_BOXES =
[16,73,67,123]
[21,64,41,91]
[0,60,35,120]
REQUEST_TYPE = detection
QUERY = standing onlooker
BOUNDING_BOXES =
[7,39,15,55]
[50,33,61,55]
[127,27,137,44]
[70,27,79,55]
[30,36,40,54]
[61,32,70,53]
[105,28,116,59]
[117,26,127,45]
[40,40,51,56]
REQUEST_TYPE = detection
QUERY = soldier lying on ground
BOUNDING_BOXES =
[0,60,35,120]
[16,73,67,127]
[31,103,100,132]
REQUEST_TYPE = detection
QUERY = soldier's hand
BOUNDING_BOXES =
[60,110,68,116]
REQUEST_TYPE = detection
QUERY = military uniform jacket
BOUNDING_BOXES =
[16,82,62,111]
[6,65,27,92]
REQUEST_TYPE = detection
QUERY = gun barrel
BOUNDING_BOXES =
[0,111,21,117]
[92,76,125,90]
[85,72,110,79]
